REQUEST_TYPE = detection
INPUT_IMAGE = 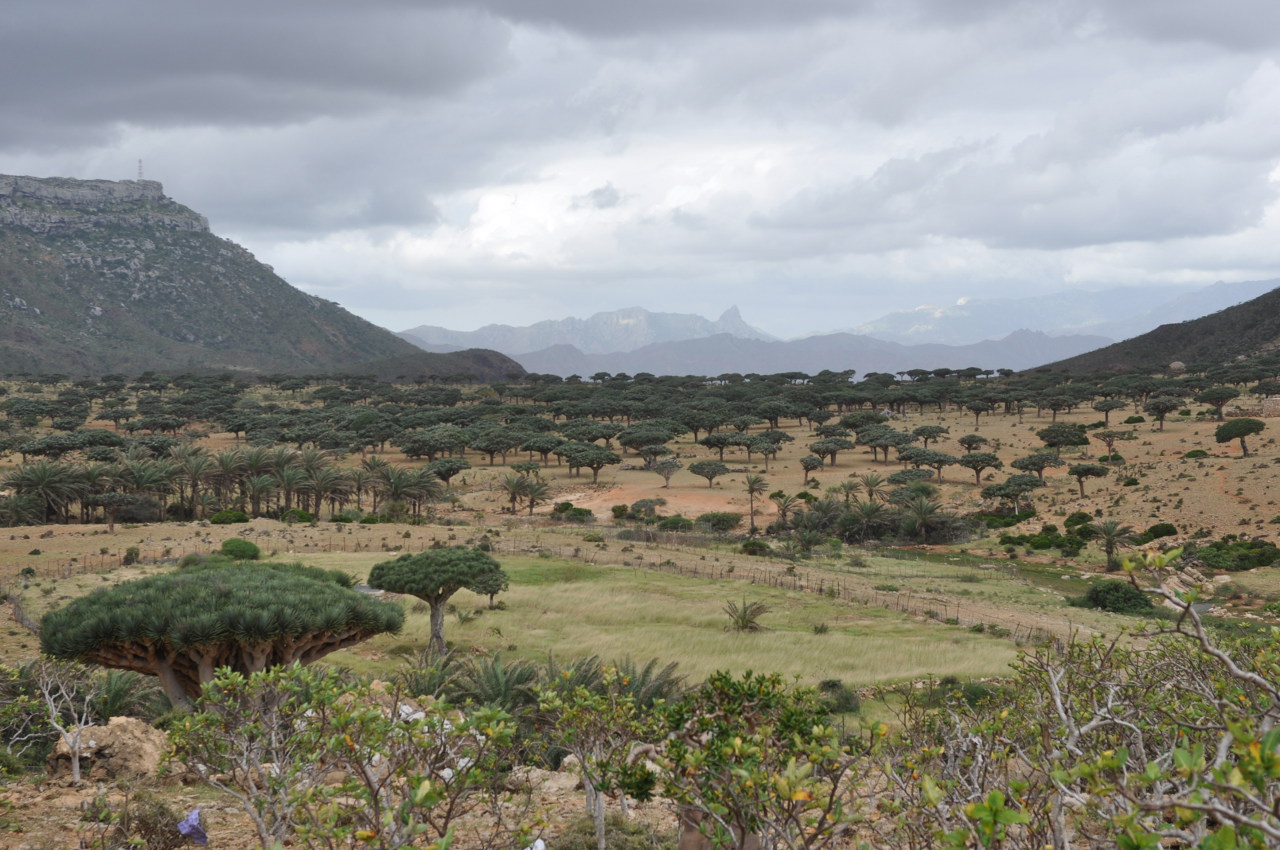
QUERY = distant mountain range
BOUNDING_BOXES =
[845,280,1280,346]
[399,306,774,354]
[511,329,1109,377]
[0,175,522,380]
[1036,283,1280,374]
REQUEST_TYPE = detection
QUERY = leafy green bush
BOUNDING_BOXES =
[695,512,743,533]
[741,540,772,556]
[657,515,694,532]
[551,502,595,523]
[817,678,860,713]
[1072,579,1154,615]
[1183,449,1209,459]
[1123,415,1146,424]
[280,508,313,524]
[1187,536,1280,571]
[974,509,1037,529]
[1138,522,1178,543]
[209,509,250,525]
[1121,477,1139,486]
[219,538,261,561]
[1063,511,1093,530]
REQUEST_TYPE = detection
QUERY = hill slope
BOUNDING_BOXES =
[1035,284,1280,374]
[0,174,520,379]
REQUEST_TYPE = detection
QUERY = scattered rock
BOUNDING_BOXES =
[47,716,168,781]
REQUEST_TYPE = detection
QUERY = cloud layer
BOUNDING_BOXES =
[3,0,1278,336]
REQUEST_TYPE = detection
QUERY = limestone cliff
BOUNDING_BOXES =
[0,174,521,379]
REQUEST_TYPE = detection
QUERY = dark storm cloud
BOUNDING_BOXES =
[0,1,511,147]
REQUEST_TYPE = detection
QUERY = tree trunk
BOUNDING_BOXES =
[429,600,448,654]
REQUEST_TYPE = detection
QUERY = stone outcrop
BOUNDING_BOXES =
[0,175,208,235]
[47,716,170,781]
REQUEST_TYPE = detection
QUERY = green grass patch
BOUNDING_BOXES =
[332,554,1019,688]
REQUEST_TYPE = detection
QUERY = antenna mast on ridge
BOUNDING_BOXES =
[137,159,144,181]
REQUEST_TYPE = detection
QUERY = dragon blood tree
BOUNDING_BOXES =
[40,560,404,709]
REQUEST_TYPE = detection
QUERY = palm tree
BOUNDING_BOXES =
[723,597,771,632]
[274,465,308,513]
[770,492,800,528]
[243,474,278,518]
[3,459,84,523]
[347,467,372,512]
[854,472,889,504]
[900,495,944,542]
[240,445,275,478]
[743,473,769,534]
[114,459,175,522]
[498,473,528,514]
[76,462,118,523]
[174,450,215,520]
[842,499,891,544]
[451,654,540,714]
[523,477,550,515]
[305,466,351,517]
[210,449,245,506]
[1087,519,1138,572]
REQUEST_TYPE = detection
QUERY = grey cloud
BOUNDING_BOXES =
[0,2,511,148]
[572,183,622,210]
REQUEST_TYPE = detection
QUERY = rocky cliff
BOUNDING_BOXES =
[0,176,209,235]
[0,174,521,379]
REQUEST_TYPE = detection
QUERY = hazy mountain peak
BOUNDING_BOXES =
[400,306,775,355]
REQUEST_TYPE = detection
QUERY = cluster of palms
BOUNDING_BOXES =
[397,648,684,720]
[496,466,551,515]
[765,471,959,553]
[0,444,445,527]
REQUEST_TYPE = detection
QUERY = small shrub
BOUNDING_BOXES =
[1123,415,1146,424]
[1122,477,1140,487]
[812,622,830,635]
[741,539,772,556]
[695,512,744,533]
[209,509,250,525]
[657,515,694,532]
[1183,449,1209,459]
[122,546,140,565]
[1072,579,1154,615]
[280,508,313,524]
[873,583,900,592]
[219,537,261,561]
[817,678,860,713]
[1143,522,1178,541]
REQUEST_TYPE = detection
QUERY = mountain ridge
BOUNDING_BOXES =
[514,329,1110,377]
[400,305,775,355]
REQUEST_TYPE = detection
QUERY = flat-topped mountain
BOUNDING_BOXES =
[0,175,520,379]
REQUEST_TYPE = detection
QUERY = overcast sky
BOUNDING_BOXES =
[3,0,1279,337]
